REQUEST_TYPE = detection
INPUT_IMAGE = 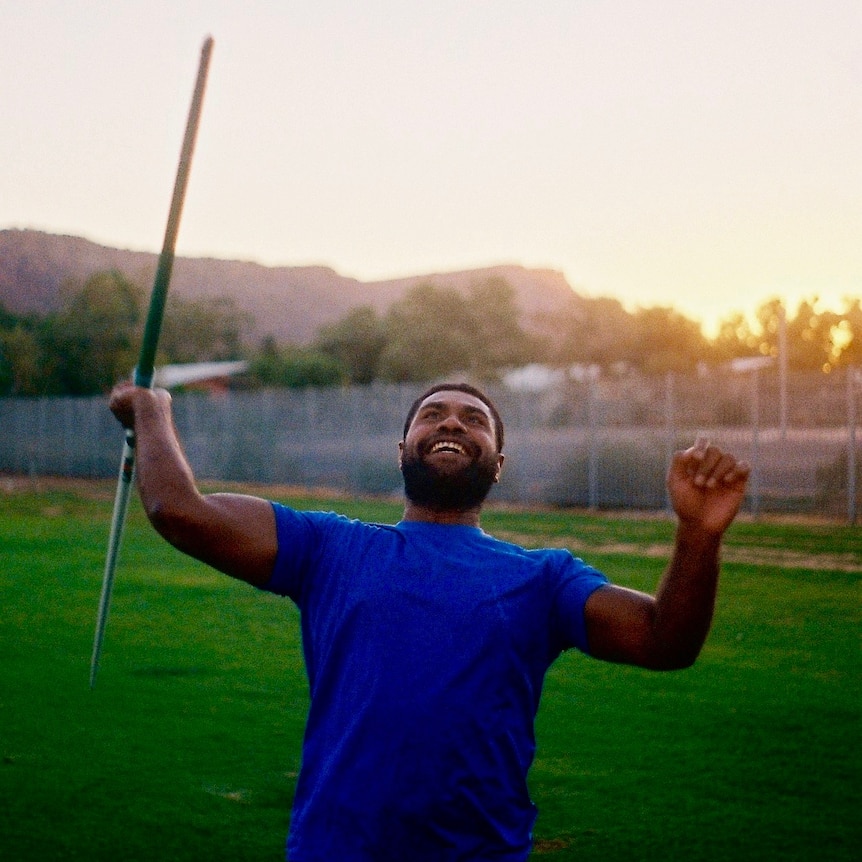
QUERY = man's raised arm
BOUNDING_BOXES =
[584,438,750,670]
[109,382,277,586]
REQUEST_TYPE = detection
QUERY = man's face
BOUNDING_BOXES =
[399,390,504,511]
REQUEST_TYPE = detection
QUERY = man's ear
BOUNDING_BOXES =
[494,453,505,483]
[397,440,404,468]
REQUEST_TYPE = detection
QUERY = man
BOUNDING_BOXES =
[109,379,749,861]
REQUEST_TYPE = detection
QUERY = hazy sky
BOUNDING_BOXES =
[3,1,859,333]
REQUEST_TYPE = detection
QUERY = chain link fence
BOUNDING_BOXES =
[1,369,858,522]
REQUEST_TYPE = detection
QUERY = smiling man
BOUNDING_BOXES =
[109,379,749,862]
[398,384,505,518]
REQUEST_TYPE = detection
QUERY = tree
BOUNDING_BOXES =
[547,295,636,370]
[745,296,857,373]
[785,299,843,372]
[0,301,17,330]
[0,326,44,395]
[249,338,346,388]
[53,271,144,394]
[711,312,761,364]
[624,306,709,374]
[315,306,388,384]
[831,298,861,369]
[463,277,535,373]
[551,299,708,374]
[376,278,534,382]
[377,284,474,382]
[160,294,251,364]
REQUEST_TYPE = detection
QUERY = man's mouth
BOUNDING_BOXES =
[428,440,469,456]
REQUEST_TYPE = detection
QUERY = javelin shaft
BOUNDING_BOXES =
[90,432,136,687]
[90,37,214,688]
[136,36,214,387]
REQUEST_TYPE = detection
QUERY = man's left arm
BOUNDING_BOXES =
[584,439,750,670]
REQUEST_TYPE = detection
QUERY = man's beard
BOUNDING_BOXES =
[400,451,498,511]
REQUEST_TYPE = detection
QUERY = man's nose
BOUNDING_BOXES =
[437,412,467,432]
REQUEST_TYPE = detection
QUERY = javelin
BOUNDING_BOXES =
[90,36,214,688]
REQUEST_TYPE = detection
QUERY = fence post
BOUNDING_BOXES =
[750,368,761,518]
[664,371,675,515]
[779,305,788,443]
[849,366,857,526]
[587,371,599,510]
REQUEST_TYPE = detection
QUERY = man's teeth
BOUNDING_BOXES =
[430,441,467,455]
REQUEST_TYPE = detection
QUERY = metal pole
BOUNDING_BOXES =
[587,371,599,510]
[90,37,214,688]
[750,368,761,518]
[664,371,675,515]
[848,366,857,526]
[778,304,788,443]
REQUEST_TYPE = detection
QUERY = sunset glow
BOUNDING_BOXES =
[2,1,859,335]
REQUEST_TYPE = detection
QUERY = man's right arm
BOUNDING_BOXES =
[109,382,277,587]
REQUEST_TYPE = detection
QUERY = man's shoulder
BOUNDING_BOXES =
[270,502,398,539]
[478,530,608,589]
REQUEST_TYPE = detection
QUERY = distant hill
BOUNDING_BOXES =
[0,229,582,344]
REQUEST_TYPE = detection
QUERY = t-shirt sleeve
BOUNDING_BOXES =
[549,553,609,655]
[259,502,321,601]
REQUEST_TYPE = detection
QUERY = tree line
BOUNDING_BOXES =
[0,269,858,396]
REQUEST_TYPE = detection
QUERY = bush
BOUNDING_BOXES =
[250,344,346,388]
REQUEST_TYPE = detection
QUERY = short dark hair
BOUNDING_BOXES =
[402,382,504,451]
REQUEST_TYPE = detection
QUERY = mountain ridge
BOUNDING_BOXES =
[0,228,581,344]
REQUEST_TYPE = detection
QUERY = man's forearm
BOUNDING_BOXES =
[651,523,722,668]
[109,384,278,584]
[130,391,203,533]
[585,439,746,670]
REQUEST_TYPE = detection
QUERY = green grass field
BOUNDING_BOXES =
[1,479,859,861]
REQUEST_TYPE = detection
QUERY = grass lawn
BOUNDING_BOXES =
[1,478,859,860]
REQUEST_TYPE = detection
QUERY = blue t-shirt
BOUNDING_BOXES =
[263,504,608,862]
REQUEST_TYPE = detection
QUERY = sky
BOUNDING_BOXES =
[3,1,859,335]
